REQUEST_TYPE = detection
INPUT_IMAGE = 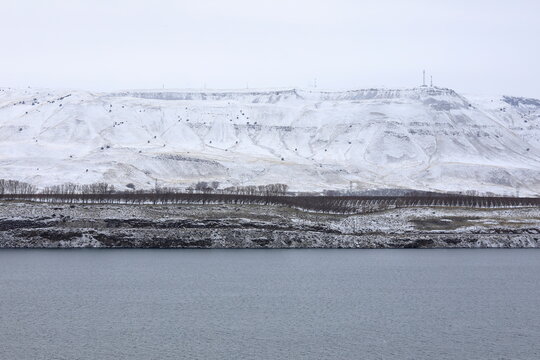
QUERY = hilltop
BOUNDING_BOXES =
[1,86,539,195]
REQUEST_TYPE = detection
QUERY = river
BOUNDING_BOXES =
[0,249,538,359]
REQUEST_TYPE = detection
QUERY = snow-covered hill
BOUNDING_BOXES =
[1,86,539,195]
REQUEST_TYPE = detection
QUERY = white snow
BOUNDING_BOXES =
[0,86,539,195]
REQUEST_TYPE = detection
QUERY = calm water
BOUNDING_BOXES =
[0,250,539,360]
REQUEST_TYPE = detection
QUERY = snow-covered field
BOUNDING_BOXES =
[1,86,539,195]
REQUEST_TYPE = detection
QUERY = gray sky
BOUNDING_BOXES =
[1,0,539,97]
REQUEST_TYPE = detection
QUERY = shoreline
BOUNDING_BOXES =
[1,202,539,248]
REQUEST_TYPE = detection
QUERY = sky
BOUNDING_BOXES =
[1,0,539,97]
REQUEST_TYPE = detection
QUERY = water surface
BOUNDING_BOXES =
[0,249,539,359]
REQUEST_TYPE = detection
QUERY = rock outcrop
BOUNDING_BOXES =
[1,202,539,248]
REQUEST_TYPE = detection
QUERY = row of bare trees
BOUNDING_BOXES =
[42,182,115,195]
[0,179,37,195]
[0,179,287,197]
[184,182,289,196]
[1,179,539,214]
[1,179,115,195]
[221,183,288,196]
[2,193,539,214]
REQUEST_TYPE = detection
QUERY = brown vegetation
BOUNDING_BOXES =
[0,179,538,214]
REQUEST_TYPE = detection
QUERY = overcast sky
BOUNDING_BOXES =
[1,0,539,97]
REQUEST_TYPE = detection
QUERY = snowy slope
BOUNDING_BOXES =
[0,86,539,195]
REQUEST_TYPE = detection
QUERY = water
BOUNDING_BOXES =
[0,249,539,360]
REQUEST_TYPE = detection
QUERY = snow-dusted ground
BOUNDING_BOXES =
[1,202,539,248]
[1,86,539,195]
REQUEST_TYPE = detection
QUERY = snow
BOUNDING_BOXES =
[0,86,539,195]
[2,202,538,248]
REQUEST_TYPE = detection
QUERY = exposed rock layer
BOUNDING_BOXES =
[1,202,539,248]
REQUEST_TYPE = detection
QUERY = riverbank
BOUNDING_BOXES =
[0,202,539,248]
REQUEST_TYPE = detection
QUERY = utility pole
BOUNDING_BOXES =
[430,75,433,87]
[423,70,426,86]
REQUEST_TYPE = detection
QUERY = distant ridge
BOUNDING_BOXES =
[1,86,539,195]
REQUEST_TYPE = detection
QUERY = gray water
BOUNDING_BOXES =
[0,250,539,360]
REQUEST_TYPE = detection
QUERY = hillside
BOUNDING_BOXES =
[1,86,539,195]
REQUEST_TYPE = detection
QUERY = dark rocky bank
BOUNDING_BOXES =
[0,202,539,248]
